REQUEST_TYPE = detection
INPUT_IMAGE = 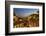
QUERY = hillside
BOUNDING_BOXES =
[13,14,39,28]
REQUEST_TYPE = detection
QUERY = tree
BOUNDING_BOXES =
[14,12,16,16]
[37,10,39,14]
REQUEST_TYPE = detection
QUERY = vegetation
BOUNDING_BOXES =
[13,14,39,28]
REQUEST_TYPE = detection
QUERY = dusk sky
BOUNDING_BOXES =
[14,8,39,17]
